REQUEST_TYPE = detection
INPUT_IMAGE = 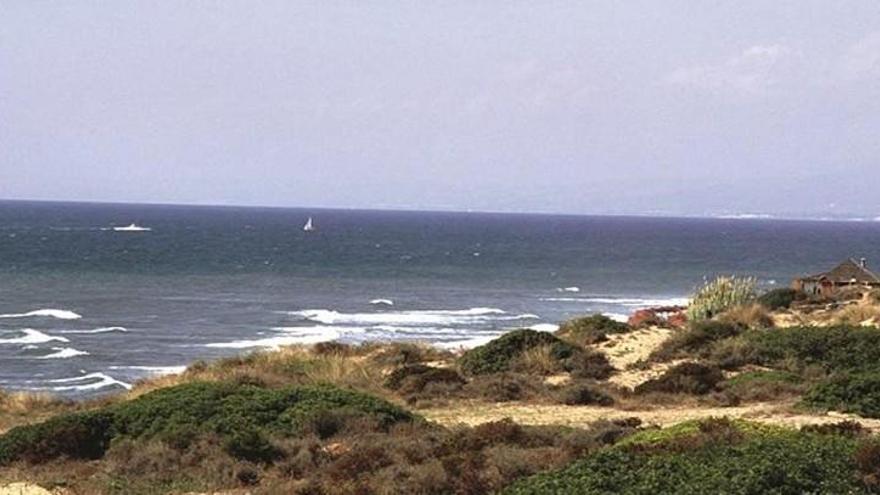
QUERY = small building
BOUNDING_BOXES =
[792,258,880,297]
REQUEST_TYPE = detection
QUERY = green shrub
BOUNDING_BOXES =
[757,288,802,310]
[0,411,114,464]
[803,372,880,418]
[720,370,805,402]
[741,325,880,374]
[458,330,581,376]
[384,364,466,394]
[634,363,724,395]
[723,370,802,388]
[555,384,614,406]
[650,321,743,362]
[223,428,282,463]
[555,314,631,346]
[687,276,757,321]
[505,420,861,494]
[0,381,416,466]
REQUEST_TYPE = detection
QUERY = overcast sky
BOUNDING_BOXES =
[2,1,879,218]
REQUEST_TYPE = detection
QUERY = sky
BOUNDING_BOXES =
[1,1,879,218]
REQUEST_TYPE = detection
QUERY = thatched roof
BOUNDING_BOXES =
[801,258,880,284]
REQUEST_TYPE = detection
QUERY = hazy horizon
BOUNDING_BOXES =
[2,2,879,218]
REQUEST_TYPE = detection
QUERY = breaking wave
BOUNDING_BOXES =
[45,372,132,392]
[288,307,535,326]
[59,326,128,334]
[0,329,69,344]
[207,326,342,349]
[369,299,394,306]
[540,296,688,307]
[109,365,187,376]
[38,347,90,359]
[0,309,82,320]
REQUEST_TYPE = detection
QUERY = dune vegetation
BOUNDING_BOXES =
[4,281,880,493]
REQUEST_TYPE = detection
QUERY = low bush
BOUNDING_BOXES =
[384,364,466,394]
[555,384,614,406]
[0,381,416,466]
[757,288,802,310]
[650,321,743,362]
[567,350,615,380]
[687,276,757,321]
[720,370,805,402]
[634,363,724,395]
[555,314,631,346]
[741,325,880,374]
[801,420,867,438]
[464,373,544,402]
[458,330,582,376]
[802,372,880,418]
[717,303,773,329]
[0,411,114,464]
[504,420,862,494]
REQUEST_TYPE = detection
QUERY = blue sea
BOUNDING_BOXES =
[1,200,879,397]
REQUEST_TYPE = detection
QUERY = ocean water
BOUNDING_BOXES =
[1,200,879,397]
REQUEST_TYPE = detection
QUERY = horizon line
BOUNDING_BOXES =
[1,197,878,224]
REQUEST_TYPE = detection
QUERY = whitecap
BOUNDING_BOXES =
[540,296,688,308]
[369,299,394,306]
[109,365,187,376]
[603,313,631,323]
[0,329,69,344]
[207,327,341,349]
[46,372,132,391]
[527,323,560,332]
[556,287,581,293]
[0,309,82,320]
[434,335,501,350]
[38,347,90,359]
[287,307,518,327]
[59,326,128,334]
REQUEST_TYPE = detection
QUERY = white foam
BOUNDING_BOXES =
[556,287,581,293]
[287,307,526,326]
[109,365,187,376]
[207,327,341,349]
[369,299,394,306]
[540,296,688,308]
[434,335,500,350]
[0,329,69,344]
[59,326,128,334]
[604,313,631,323]
[527,323,560,332]
[38,347,89,359]
[0,309,82,320]
[46,372,132,391]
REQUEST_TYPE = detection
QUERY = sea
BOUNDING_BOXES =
[1,200,879,397]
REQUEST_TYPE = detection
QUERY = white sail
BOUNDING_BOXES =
[303,217,315,232]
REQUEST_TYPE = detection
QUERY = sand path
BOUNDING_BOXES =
[422,400,880,432]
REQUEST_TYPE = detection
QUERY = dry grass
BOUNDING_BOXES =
[511,345,564,375]
[832,303,880,326]
[717,304,774,329]
[0,391,70,434]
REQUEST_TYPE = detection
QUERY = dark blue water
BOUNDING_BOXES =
[1,200,879,396]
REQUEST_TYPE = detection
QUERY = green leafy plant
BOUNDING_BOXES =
[555,314,632,346]
[687,276,757,321]
[458,329,583,376]
[757,288,803,310]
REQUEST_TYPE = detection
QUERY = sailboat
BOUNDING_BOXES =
[303,217,315,232]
